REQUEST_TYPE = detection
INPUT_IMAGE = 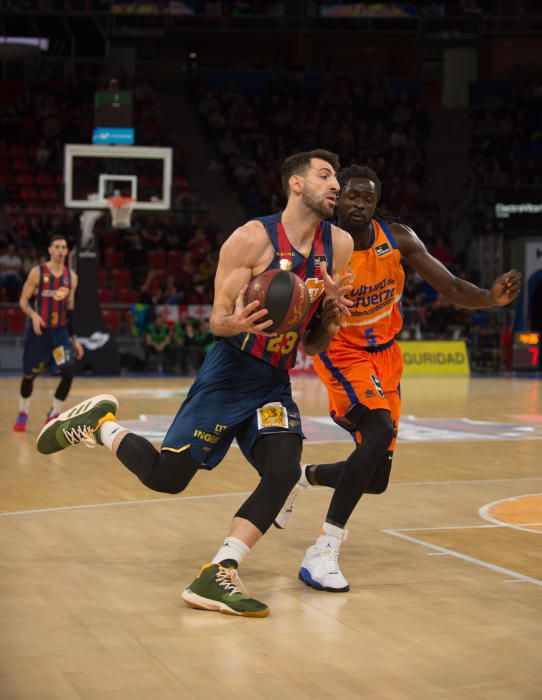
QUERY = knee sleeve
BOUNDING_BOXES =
[116,433,200,494]
[325,408,395,527]
[20,374,35,399]
[55,365,75,401]
[235,432,301,533]
[365,451,393,494]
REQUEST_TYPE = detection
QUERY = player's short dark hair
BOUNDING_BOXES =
[338,165,382,200]
[281,149,340,196]
[49,234,68,246]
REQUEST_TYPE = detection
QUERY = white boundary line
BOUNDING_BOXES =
[2,478,542,517]
[383,528,542,587]
[0,491,251,517]
[479,493,542,534]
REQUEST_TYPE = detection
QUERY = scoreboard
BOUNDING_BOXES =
[93,88,134,144]
[513,332,540,371]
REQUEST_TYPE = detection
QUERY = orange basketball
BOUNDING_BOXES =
[245,269,310,333]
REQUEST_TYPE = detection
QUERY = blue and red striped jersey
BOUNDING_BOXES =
[35,264,71,329]
[226,212,333,370]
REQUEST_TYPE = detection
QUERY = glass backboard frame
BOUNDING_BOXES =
[64,143,173,210]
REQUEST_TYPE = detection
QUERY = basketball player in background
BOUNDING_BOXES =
[36,150,353,618]
[14,234,84,432]
[276,164,522,593]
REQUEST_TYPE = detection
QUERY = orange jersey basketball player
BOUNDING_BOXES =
[275,164,522,593]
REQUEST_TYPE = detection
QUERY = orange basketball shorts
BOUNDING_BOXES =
[312,340,403,451]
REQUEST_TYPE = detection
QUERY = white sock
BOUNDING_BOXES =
[51,397,64,414]
[299,464,311,488]
[212,536,250,566]
[19,397,30,413]
[98,420,127,450]
[320,521,346,541]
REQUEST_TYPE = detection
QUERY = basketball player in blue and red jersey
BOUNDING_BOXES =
[14,235,84,432]
[36,150,354,617]
[276,164,522,593]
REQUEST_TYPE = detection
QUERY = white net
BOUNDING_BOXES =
[107,197,135,229]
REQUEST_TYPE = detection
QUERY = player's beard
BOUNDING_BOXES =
[302,188,333,219]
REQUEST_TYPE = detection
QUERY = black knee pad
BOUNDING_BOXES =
[365,451,393,494]
[20,374,35,399]
[55,365,75,401]
[116,433,199,494]
[350,406,395,445]
[236,432,302,533]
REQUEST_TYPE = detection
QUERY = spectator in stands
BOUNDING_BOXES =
[184,274,212,305]
[186,227,211,263]
[198,251,218,282]
[430,234,453,268]
[171,317,188,374]
[139,223,165,251]
[0,242,24,302]
[144,313,171,373]
[35,140,51,170]
[160,274,184,305]
[21,245,43,278]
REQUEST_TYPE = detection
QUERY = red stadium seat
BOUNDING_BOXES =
[35,172,53,185]
[12,158,30,172]
[41,187,59,201]
[0,308,5,334]
[6,308,27,334]
[20,187,39,201]
[167,250,183,272]
[15,172,34,186]
[98,288,113,304]
[110,268,131,289]
[104,248,123,268]
[148,249,166,269]
[101,309,121,335]
[117,288,138,304]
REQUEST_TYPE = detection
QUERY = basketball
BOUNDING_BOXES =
[245,269,310,333]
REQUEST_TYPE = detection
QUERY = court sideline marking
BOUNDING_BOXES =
[384,527,542,587]
[1,476,542,517]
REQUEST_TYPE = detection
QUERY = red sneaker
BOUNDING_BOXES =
[14,412,28,432]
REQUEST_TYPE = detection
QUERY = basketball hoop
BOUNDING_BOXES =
[107,196,135,229]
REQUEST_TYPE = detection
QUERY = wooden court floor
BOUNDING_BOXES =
[0,374,540,700]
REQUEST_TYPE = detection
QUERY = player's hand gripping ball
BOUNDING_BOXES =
[245,269,310,333]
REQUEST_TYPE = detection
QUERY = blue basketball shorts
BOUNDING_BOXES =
[22,324,74,375]
[161,339,303,469]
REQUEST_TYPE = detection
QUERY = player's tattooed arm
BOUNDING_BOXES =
[210,221,275,337]
[302,297,341,356]
[19,266,44,336]
[393,223,522,308]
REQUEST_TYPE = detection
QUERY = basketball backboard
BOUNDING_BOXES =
[64,144,173,210]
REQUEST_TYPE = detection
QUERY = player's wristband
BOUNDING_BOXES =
[66,309,75,336]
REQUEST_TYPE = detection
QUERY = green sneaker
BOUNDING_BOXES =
[36,394,119,454]
[182,563,269,617]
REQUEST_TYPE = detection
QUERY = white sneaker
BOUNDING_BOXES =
[273,465,311,529]
[298,531,349,592]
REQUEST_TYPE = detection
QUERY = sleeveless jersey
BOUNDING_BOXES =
[337,219,404,348]
[35,263,72,329]
[226,212,333,370]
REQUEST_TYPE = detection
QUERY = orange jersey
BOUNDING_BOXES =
[337,219,404,348]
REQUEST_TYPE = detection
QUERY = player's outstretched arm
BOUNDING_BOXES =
[19,267,44,336]
[210,221,275,337]
[393,223,521,309]
[323,225,354,314]
[302,297,341,356]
